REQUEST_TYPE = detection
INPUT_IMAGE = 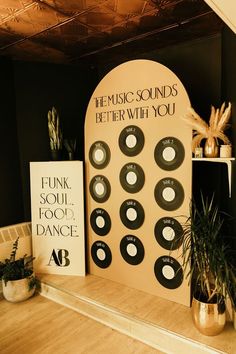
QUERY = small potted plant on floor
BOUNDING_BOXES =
[180,193,236,336]
[0,237,39,302]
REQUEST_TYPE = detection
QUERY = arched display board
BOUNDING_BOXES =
[85,59,192,306]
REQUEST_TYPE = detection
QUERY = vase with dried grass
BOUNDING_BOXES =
[181,102,231,158]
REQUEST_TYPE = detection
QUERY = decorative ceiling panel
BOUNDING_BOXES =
[0,0,224,64]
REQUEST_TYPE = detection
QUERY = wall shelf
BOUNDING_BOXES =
[192,157,235,198]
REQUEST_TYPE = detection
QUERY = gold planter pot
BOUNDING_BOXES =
[192,296,226,336]
[204,137,219,158]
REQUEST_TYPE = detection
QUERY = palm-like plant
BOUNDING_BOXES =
[181,102,231,153]
[0,237,39,290]
[181,194,236,305]
[48,106,63,151]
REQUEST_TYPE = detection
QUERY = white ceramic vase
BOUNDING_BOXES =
[2,276,35,303]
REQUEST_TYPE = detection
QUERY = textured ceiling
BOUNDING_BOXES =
[0,0,223,65]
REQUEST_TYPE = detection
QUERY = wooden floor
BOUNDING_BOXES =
[0,293,162,354]
[1,273,235,354]
[39,273,236,354]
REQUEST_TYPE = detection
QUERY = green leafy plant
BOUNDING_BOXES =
[0,237,40,291]
[180,194,236,306]
[48,106,63,150]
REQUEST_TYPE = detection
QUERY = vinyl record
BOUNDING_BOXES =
[120,163,145,193]
[154,178,184,211]
[89,175,111,203]
[154,256,183,289]
[91,241,112,268]
[154,137,185,171]
[120,199,145,229]
[154,217,183,250]
[119,125,144,156]
[89,141,111,169]
[120,235,145,265]
[90,208,111,236]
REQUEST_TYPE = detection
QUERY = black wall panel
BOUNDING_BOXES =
[0,58,24,226]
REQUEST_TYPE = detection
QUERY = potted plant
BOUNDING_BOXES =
[0,237,39,302]
[180,193,236,335]
[48,106,63,160]
[181,102,231,157]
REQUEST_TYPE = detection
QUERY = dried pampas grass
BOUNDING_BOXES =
[181,102,231,153]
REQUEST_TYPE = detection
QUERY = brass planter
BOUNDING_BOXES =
[192,296,226,336]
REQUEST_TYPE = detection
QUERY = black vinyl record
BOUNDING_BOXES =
[120,163,145,193]
[89,175,111,203]
[154,137,185,171]
[154,217,183,250]
[90,208,111,236]
[89,141,111,169]
[120,235,145,265]
[119,125,144,156]
[120,199,145,229]
[91,241,112,268]
[154,256,183,289]
[154,178,184,211]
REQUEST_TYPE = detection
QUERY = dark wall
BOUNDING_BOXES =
[221,27,236,242]
[97,34,222,115]
[0,58,24,227]
[1,30,235,230]
[14,61,98,221]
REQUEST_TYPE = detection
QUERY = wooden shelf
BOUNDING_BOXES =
[192,157,235,197]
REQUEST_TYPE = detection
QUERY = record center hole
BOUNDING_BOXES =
[126,207,137,221]
[125,134,137,148]
[95,182,105,196]
[162,146,176,162]
[96,216,105,228]
[96,248,106,261]
[162,187,175,202]
[126,171,137,185]
[162,226,175,241]
[94,148,105,162]
[162,265,175,280]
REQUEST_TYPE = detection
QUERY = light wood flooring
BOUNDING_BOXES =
[39,273,236,354]
[0,293,162,354]
[1,273,235,354]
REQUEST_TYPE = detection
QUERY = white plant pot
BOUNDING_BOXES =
[2,276,35,303]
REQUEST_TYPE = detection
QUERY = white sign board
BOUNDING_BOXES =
[30,161,85,276]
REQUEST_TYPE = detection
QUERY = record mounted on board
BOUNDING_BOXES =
[154,178,184,211]
[91,241,112,268]
[154,137,185,171]
[154,256,183,289]
[154,217,183,250]
[120,199,145,229]
[90,208,111,236]
[119,125,145,156]
[89,141,111,169]
[120,235,145,265]
[120,163,145,193]
[89,175,111,203]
